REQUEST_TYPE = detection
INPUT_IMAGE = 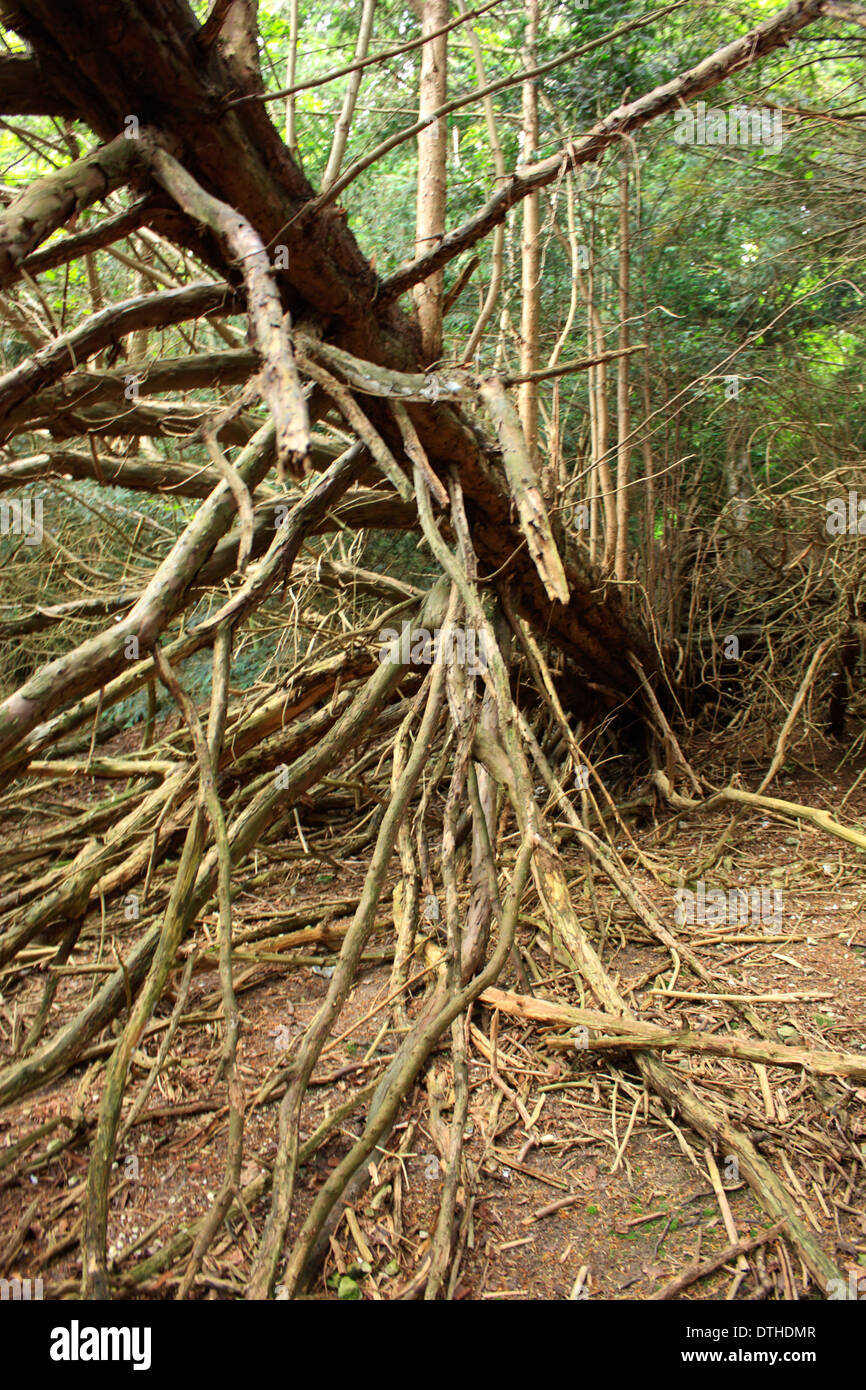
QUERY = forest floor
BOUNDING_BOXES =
[1,732,865,1301]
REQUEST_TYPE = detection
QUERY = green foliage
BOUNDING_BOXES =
[2,0,865,661]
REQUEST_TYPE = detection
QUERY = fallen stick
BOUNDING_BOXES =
[480,985,866,1082]
[653,768,866,854]
[651,1220,786,1300]
[468,643,847,1291]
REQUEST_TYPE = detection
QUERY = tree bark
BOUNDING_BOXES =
[518,0,540,468]
[413,0,449,363]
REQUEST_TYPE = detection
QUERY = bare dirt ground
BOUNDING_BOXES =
[1,732,865,1301]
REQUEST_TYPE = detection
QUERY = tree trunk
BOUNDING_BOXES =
[413,0,448,364]
[518,0,540,468]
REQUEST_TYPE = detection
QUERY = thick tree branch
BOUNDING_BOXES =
[20,197,157,277]
[141,143,309,480]
[0,53,76,117]
[0,132,147,288]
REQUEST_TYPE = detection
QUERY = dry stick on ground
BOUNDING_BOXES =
[0,1115,79,1176]
[408,476,845,1289]
[651,1221,787,1301]
[425,700,475,1299]
[247,591,456,1299]
[479,985,866,1081]
[425,1010,470,1299]
[704,1146,750,1285]
[694,639,832,873]
[653,769,866,854]
[81,803,208,1299]
[152,633,245,1302]
[0,1199,40,1277]
[289,831,536,1299]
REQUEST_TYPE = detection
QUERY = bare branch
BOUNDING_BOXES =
[0,283,237,432]
[143,144,310,480]
[0,133,146,289]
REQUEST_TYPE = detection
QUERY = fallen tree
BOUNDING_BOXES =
[0,0,863,1303]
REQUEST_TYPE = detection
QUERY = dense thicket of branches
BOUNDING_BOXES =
[0,0,865,1302]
